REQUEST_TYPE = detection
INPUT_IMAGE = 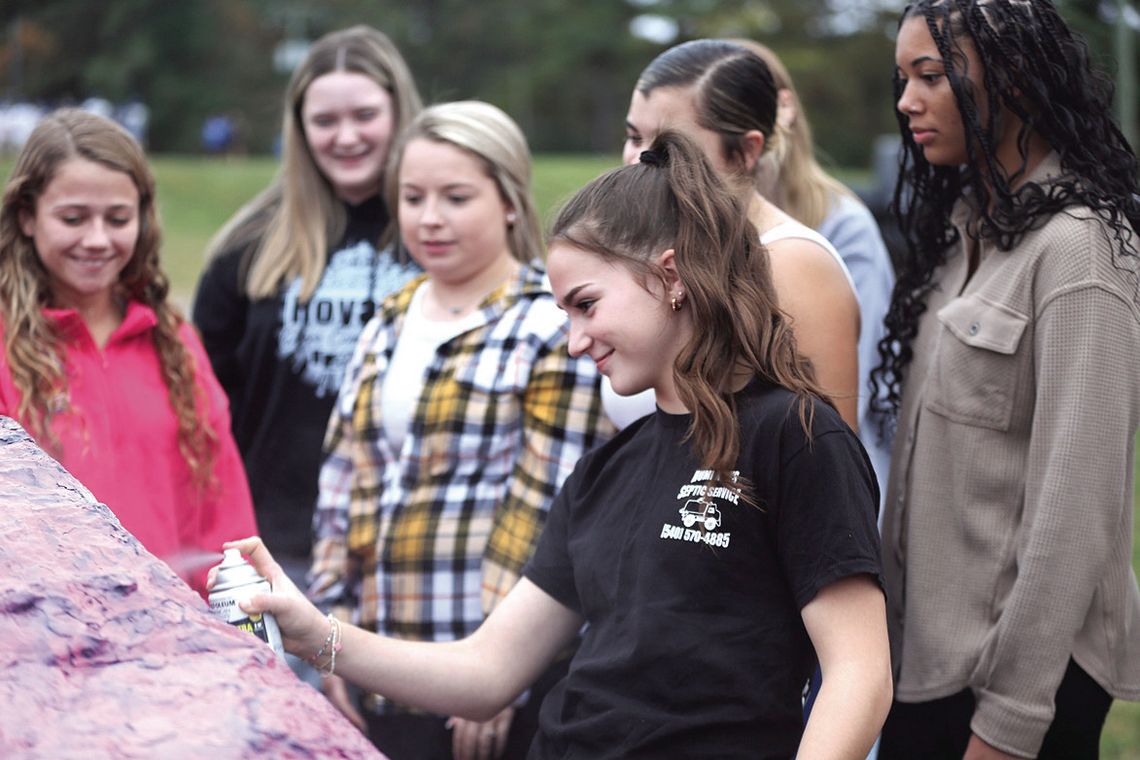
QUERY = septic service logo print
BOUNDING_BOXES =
[659,469,740,549]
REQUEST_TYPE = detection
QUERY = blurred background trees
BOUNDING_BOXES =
[1,0,1135,168]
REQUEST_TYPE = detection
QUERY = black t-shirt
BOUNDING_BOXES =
[192,196,420,560]
[523,380,883,759]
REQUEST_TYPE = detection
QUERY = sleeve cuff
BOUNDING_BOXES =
[970,688,1054,759]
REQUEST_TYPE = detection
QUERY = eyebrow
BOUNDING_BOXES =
[910,55,944,67]
[306,107,383,122]
[398,181,477,192]
[559,283,592,309]
[51,202,135,212]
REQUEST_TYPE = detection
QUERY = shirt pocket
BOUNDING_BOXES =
[422,343,524,481]
[924,295,1028,432]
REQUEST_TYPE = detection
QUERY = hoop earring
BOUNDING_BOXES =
[671,295,682,312]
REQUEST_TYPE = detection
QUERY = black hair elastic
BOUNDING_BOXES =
[639,148,667,166]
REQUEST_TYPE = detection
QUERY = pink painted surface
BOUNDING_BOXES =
[0,416,384,759]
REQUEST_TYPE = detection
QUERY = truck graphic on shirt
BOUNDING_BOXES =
[679,498,722,531]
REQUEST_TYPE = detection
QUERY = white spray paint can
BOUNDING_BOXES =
[208,548,285,658]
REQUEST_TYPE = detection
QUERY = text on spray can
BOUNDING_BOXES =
[208,548,285,658]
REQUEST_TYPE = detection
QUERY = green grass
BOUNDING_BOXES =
[3,152,1140,756]
[154,153,619,303]
[150,156,281,299]
[1104,451,1140,759]
[0,152,623,304]
[530,153,623,225]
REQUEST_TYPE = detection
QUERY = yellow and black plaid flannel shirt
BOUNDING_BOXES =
[309,265,613,712]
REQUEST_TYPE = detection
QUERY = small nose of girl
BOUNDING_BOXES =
[566,319,592,358]
[83,219,111,249]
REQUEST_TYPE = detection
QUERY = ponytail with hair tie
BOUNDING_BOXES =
[550,129,826,492]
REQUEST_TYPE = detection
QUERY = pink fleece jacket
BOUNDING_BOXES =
[0,302,257,594]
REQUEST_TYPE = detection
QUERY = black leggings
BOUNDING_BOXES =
[879,658,1112,759]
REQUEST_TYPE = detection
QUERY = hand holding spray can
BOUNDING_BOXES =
[208,548,285,658]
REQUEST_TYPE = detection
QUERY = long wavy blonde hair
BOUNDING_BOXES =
[0,108,217,482]
[206,25,423,301]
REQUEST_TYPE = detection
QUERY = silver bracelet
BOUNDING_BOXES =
[309,613,342,677]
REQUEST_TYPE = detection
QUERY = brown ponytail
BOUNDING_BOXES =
[551,131,828,490]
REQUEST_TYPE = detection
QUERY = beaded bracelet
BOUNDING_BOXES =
[309,613,342,677]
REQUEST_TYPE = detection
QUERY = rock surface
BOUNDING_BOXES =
[0,416,384,759]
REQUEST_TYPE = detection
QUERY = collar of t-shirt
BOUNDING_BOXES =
[379,281,482,452]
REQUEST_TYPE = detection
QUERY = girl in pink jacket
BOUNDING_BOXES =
[0,108,256,595]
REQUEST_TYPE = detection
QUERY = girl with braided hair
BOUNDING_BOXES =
[875,1,1140,757]
[0,109,256,594]
[214,130,891,759]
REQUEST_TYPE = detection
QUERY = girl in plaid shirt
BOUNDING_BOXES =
[216,130,889,760]
[307,101,613,758]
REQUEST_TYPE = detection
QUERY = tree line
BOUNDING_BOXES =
[1,0,1131,168]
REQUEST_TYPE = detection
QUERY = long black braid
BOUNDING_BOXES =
[871,0,1140,420]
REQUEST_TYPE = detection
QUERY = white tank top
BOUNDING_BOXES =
[759,220,858,296]
[601,222,857,430]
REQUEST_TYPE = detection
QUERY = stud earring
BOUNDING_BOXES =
[506,211,518,225]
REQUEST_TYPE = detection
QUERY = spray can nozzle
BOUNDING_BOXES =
[220,548,244,567]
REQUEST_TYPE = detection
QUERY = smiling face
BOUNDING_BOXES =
[894,15,975,167]
[397,137,514,287]
[547,242,689,405]
[301,70,396,203]
[20,157,139,314]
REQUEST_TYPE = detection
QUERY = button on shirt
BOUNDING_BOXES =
[309,265,614,714]
[881,153,1140,757]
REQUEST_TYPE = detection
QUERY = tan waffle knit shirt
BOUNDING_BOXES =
[882,153,1140,758]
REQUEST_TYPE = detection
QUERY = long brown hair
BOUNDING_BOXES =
[550,131,827,485]
[206,25,423,300]
[0,108,217,482]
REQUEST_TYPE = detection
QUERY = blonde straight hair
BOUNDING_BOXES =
[386,101,544,264]
[206,25,422,301]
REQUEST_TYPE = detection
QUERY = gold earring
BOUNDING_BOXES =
[671,294,681,312]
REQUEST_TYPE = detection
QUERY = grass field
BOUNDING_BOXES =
[2,153,1139,757]
[154,154,622,304]
[0,153,625,303]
